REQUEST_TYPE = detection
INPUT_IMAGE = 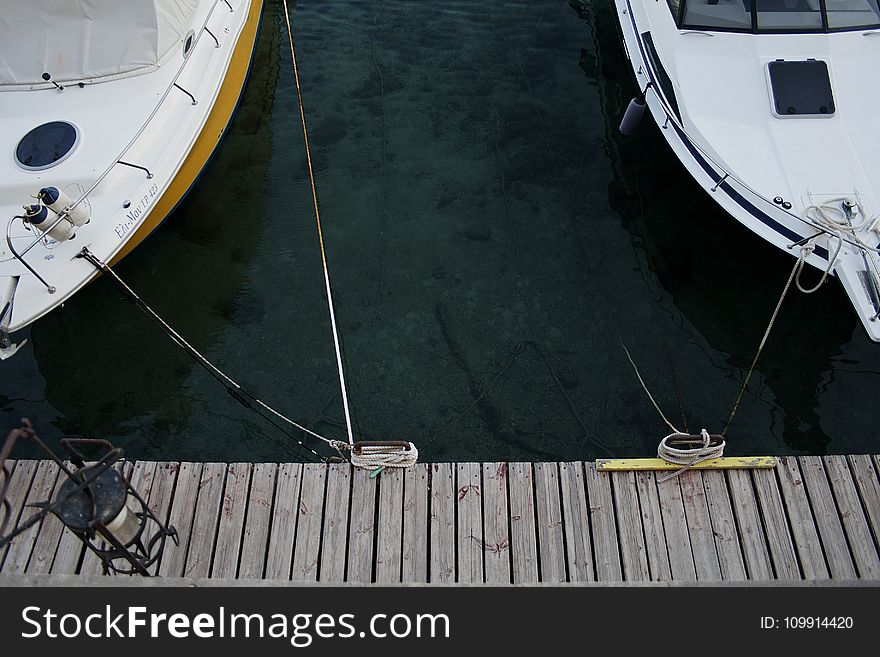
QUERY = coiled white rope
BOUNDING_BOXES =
[349,442,420,470]
[657,429,725,482]
[798,199,880,307]
[806,198,869,231]
[805,198,879,251]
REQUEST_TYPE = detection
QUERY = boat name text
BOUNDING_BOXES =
[115,183,159,239]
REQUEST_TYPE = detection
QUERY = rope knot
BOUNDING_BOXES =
[699,427,710,448]
[799,242,816,258]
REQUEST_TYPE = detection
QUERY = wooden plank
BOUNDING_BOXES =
[776,457,828,579]
[634,471,671,581]
[319,463,351,583]
[265,463,303,580]
[726,470,773,579]
[1,460,59,574]
[560,462,593,582]
[210,463,252,579]
[585,462,622,581]
[508,462,538,583]
[0,460,38,567]
[481,462,511,584]
[374,467,404,583]
[657,475,697,581]
[238,462,277,579]
[401,464,429,583]
[597,457,776,471]
[25,466,69,575]
[848,455,880,550]
[0,459,15,539]
[679,472,722,581]
[158,462,203,577]
[533,463,565,583]
[798,456,856,579]
[183,462,225,578]
[143,462,179,575]
[347,467,377,583]
[122,460,155,499]
[456,462,483,583]
[610,471,649,581]
[291,463,326,581]
[824,456,880,579]
[752,469,800,580]
[49,519,84,575]
[429,463,455,583]
[702,471,746,581]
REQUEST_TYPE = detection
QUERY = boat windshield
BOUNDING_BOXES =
[670,0,880,32]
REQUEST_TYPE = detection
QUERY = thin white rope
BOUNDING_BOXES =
[283,0,354,445]
[620,341,679,435]
[794,240,840,294]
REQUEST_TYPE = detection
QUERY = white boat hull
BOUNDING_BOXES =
[611,0,880,341]
[0,0,264,339]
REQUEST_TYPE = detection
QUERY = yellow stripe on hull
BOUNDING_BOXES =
[596,456,777,471]
[111,0,264,265]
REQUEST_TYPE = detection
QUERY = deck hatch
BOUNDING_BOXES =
[15,121,79,171]
[767,59,835,117]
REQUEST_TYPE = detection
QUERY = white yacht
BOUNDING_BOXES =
[0,0,263,358]
[613,0,880,340]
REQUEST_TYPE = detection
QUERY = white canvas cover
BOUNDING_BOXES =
[0,0,200,88]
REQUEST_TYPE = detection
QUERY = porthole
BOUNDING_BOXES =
[183,30,196,58]
[15,121,79,171]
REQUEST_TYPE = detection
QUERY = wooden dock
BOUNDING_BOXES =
[1,456,879,583]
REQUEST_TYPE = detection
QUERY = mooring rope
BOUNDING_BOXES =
[722,245,808,437]
[77,247,346,461]
[620,341,679,436]
[621,341,723,480]
[622,243,816,479]
[280,2,417,470]
[794,239,840,294]
[282,0,354,447]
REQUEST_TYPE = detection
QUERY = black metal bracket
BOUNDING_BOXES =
[205,26,221,48]
[117,160,154,179]
[710,173,729,193]
[173,82,198,106]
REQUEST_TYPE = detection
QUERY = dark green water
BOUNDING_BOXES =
[3,0,879,463]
